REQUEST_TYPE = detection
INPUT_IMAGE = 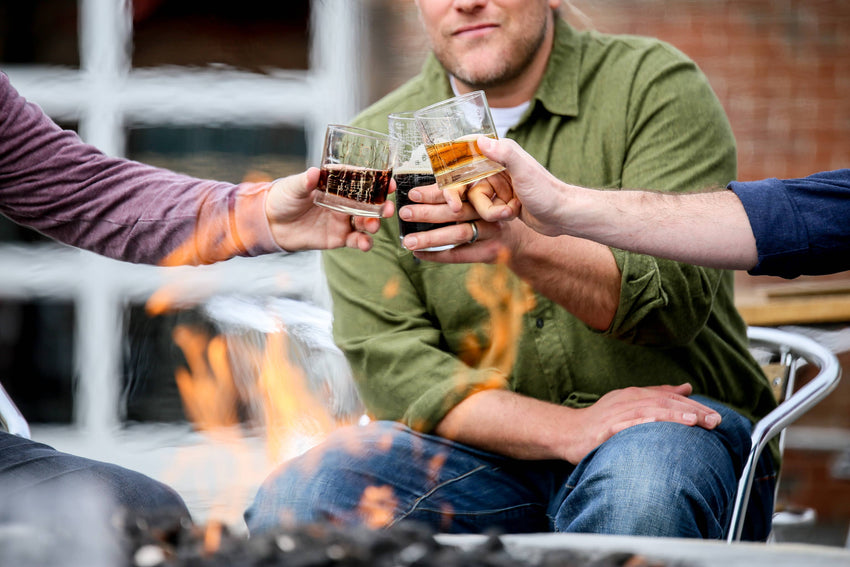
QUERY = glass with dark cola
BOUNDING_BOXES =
[388,112,457,251]
[313,124,392,217]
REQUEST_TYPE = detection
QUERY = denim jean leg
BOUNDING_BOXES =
[0,431,189,524]
[553,396,776,540]
[245,420,566,535]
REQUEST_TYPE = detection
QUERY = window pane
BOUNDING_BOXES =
[132,0,310,71]
[0,300,75,424]
[123,305,197,424]
[127,125,308,184]
[0,0,79,66]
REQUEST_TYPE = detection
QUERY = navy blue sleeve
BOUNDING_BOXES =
[729,169,850,278]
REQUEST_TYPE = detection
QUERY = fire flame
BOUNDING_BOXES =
[162,314,339,551]
[156,221,531,544]
[356,485,398,529]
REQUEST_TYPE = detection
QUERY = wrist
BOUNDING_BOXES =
[554,184,597,239]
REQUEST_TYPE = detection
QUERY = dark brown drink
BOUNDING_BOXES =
[319,164,392,205]
[315,163,392,217]
[394,170,456,251]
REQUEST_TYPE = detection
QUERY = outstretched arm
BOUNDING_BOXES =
[472,136,759,271]
[0,71,392,267]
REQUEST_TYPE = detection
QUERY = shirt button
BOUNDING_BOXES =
[536,318,544,328]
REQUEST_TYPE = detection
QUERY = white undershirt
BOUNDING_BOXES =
[450,76,530,138]
[490,103,530,138]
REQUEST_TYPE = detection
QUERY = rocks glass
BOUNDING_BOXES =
[388,111,456,251]
[413,90,505,193]
[313,124,392,218]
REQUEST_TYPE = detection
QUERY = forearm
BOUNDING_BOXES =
[435,384,725,465]
[563,186,758,271]
[3,156,278,267]
[435,389,574,461]
[0,74,279,265]
[505,221,621,330]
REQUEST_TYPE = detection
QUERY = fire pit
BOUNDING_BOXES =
[29,513,684,567]
[5,510,850,567]
[124,521,677,567]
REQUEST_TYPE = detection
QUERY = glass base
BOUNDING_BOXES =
[313,192,383,218]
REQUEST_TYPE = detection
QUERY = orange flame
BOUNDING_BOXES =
[168,324,258,540]
[202,520,223,556]
[156,178,272,269]
[166,315,341,547]
[154,200,532,539]
[173,327,239,431]
[356,485,398,529]
[464,253,536,374]
[255,328,337,464]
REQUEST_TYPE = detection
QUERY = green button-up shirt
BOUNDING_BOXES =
[324,19,778,463]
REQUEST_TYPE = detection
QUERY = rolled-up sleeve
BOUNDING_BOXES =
[323,236,510,432]
[603,41,736,345]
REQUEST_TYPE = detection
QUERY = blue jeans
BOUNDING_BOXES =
[245,396,776,540]
[0,431,189,523]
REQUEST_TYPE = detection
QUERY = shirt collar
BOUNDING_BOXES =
[420,17,581,119]
[534,17,581,118]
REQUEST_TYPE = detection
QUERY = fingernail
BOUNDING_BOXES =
[705,414,721,427]
[683,412,697,424]
[399,207,411,220]
[403,236,417,249]
[409,189,421,202]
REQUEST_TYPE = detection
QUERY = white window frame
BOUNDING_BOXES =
[1,0,366,514]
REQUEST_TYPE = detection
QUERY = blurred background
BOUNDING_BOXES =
[0,0,848,542]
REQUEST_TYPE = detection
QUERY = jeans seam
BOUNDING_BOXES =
[389,464,488,527]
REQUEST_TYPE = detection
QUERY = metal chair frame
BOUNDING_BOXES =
[0,380,30,438]
[727,326,842,542]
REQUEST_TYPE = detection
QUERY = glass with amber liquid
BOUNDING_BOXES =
[413,91,505,193]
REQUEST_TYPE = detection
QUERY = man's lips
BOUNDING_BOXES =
[452,23,499,38]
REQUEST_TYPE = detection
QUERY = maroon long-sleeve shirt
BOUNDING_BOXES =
[0,71,280,266]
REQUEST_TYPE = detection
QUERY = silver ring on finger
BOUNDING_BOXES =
[467,220,479,244]
[349,216,357,231]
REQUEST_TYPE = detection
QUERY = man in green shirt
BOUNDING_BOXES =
[246,0,777,540]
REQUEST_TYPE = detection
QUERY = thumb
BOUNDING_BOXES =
[476,135,507,164]
[477,137,529,175]
[276,167,321,200]
[298,167,322,196]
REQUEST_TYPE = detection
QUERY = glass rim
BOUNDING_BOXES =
[387,111,418,121]
[326,124,390,143]
[412,90,488,117]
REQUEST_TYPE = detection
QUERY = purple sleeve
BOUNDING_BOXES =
[0,72,283,266]
[729,169,850,278]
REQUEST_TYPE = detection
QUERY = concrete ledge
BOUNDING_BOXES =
[437,532,850,567]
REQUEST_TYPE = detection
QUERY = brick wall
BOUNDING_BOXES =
[571,0,849,181]
[379,0,850,182]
